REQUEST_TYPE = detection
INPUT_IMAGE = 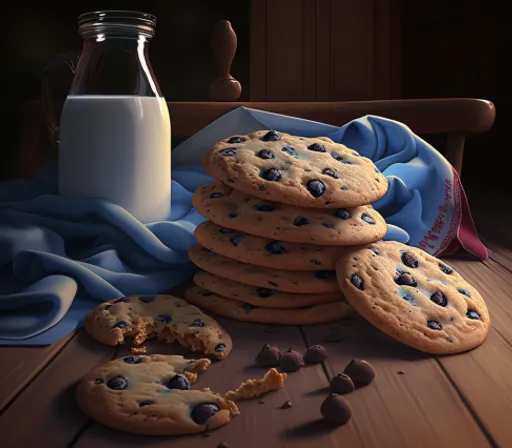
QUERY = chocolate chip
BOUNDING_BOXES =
[307,142,326,152]
[265,241,287,254]
[361,213,376,224]
[139,400,155,407]
[219,147,237,156]
[138,295,155,303]
[343,359,376,387]
[322,168,338,178]
[320,393,352,425]
[427,320,443,330]
[402,293,417,306]
[330,373,355,394]
[190,403,220,425]
[228,213,238,218]
[430,291,448,307]
[280,401,293,409]
[217,443,229,448]
[458,288,471,298]
[226,136,246,143]
[369,247,380,255]
[262,168,281,181]
[306,179,326,197]
[166,373,190,390]
[350,273,364,290]
[254,204,274,212]
[397,370,405,375]
[439,263,453,274]
[281,145,298,157]
[112,321,128,329]
[261,130,280,141]
[123,356,142,364]
[215,343,227,352]
[255,344,281,367]
[229,235,244,246]
[107,376,128,390]
[219,227,234,234]
[395,272,417,287]
[467,310,481,320]
[341,185,349,190]
[335,208,351,219]
[94,378,104,384]
[279,348,304,372]
[310,259,322,265]
[191,318,205,327]
[256,287,275,298]
[315,270,335,281]
[304,345,328,364]
[401,251,419,268]
[257,149,275,159]
[158,313,172,323]
[293,216,309,226]
[331,152,343,161]
[243,303,256,312]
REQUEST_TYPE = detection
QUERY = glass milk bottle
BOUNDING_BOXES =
[43,10,171,223]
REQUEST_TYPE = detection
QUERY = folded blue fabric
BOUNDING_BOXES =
[0,111,478,345]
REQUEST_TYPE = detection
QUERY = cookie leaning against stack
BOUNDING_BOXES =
[185,130,389,325]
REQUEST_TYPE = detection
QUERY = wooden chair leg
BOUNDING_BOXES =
[445,133,465,176]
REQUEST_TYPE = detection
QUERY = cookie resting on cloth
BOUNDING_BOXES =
[202,130,388,208]
[84,294,232,360]
[336,241,490,354]
[185,286,353,325]
[188,245,339,294]
[192,181,387,246]
[194,270,344,309]
[76,354,239,435]
[195,220,350,271]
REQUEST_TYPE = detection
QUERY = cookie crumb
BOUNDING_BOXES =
[397,370,405,375]
[224,368,287,401]
[281,400,293,409]
[130,346,147,354]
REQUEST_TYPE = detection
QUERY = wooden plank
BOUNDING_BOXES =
[265,0,305,100]
[329,0,375,100]
[249,0,267,101]
[374,0,392,99]
[302,319,490,448]
[303,0,317,101]
[74,319,367,448]
[0,332,116,448]
[315,0,331,101]
[0,332,74,412]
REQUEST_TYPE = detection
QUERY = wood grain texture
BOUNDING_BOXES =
[0,332,74,412]
[249,0,267,100]
[0,332,116,448]
[74,320,343,448]
[302,319,490,448]
[329,0,375,100]
[315,0,331,100]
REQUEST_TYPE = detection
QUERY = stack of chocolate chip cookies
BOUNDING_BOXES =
[186,130,389,325]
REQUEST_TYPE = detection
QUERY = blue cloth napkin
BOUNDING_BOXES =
[0,109,485,345]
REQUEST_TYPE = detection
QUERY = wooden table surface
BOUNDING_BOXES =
[1,184,511,448]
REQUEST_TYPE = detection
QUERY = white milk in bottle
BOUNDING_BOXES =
[59,95,171,223]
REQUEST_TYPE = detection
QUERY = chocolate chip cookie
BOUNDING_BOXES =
[194,270,344,309]
[76,354,239,435]
[336,241,490,354]
[185,286,353,325]
[195,220,349,270]
[192,181,386,246]
[84,294,232,360]
[202,130,388,208]
[189,245,339,294]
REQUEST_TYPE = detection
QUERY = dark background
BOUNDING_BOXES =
[1,0,504,190]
